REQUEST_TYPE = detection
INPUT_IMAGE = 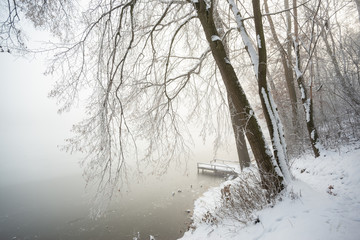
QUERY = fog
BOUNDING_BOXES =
[0,53,238,239]
[0,53,238,187]
[0,54,84,186]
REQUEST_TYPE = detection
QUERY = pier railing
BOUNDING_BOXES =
[210,158,238,165]
[197,160,238,174]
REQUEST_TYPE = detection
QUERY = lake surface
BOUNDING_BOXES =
[0,165,229,240]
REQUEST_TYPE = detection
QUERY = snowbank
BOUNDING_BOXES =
[180,147,360,240]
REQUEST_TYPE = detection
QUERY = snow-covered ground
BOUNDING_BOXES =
[180,146,360,240]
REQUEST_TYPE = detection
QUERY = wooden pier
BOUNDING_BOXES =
[197,159,239,175]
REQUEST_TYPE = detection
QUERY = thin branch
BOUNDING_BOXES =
[241,0,311,21]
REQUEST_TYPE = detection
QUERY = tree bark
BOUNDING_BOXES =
[194,0,283,192]
[293,0,321,158]
[228,98,251,169]
[227,0,290,181]
[354,0,360,23]
[252,0,291,181]
[264,0,298,130]
[213,5,251,170]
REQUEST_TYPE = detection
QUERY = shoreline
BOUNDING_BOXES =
[180,146,360,240]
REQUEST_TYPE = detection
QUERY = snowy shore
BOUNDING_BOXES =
[180,146,360,240]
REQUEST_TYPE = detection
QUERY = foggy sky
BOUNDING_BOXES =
[0,54,83,186]
[0,53,238,187]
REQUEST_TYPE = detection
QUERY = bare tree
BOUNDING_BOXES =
[251,0,291,181]
[312,0,360,147]
[320,18,360,114]
[213,3,251,170]
[264,0,298,132]
[1,0,24,52]
[0,0,76,53]
[194,0,285,193]
[226,0,291,181]
[1,0,359,224]
[3,0,327,214]
[292,0,322,158]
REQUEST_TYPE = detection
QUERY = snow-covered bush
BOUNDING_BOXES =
[215,168,277,224]
[192,168,281,228]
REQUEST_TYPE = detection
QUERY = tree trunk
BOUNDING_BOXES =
[252,0,291,181]
[354,0,360,23]
[194,0,284,192]
[228,97,251,169]
[227,0,290,182]
[213,6,251,170]
[293,0,321,158]
[264,0,298,130]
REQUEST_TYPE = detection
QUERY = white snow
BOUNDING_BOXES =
[261,87,290,182]
[304,98,311,122]
[292,36,303,79]
[224,57,231,64]
[300,83,306,99]
[268,88,289,174]
[294,66,303,79]
[180,146,360,240]
[257,34,262,48]
[211,35,221,42]
[197,162,238,173]
[228,0,259,79]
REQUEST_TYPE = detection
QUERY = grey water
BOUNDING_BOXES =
[0,166,228,240]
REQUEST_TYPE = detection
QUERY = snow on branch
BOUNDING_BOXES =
[211,35,221,41]
[261,88,291,183]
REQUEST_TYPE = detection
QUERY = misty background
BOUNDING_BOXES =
[0,53,84,187]
[0,53,237,187]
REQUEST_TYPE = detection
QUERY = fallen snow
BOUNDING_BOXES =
[180,146,360,240]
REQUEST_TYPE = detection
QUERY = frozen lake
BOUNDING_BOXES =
[0,165,230,240]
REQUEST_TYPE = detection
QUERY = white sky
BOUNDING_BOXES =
[0,53,83,186]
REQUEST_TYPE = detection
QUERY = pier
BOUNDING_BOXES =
[197,159,239,175]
